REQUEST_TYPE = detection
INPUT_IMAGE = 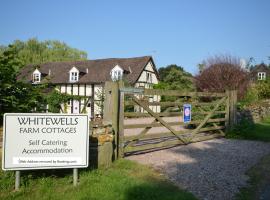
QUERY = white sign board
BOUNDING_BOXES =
[2,113,89,170]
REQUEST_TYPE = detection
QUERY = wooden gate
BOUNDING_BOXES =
[103,82,237,157]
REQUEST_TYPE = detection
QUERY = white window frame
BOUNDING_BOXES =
[114,70,122,80]
[111,65,123,81]
[32,69,41,83]
[258,72,266,80]
[69,67,79,82]
[70,72,79,82]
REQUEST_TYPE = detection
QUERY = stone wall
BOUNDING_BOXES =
[89,123,114,168]
[237,100,270,123]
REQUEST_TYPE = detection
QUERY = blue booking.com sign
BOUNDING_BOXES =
[183,104,191,123]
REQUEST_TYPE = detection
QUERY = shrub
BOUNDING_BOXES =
[195,55,249,99]
[238,85,259,108]
[255,78,270,99]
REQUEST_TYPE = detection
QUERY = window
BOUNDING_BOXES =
[146,72,152,83]
[32,69,41,83]
[70,72,79,82]
[113,70,122,80]
[258,72,266,80]
[69,67,79,82]
[110,65,123,81]
[33,73,40,83]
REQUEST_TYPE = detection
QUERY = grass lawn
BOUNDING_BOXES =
[226,116,270,142]
[0,157,196,200]
[236,154,270,200]
[227,116,270,199]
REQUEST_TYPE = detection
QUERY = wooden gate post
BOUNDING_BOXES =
[118,86,125,158]
[103,82,113,124]
[225,90,230,132]
[104,81,124,159]
[104,81,119,159]
[117,81,125,158]
[228,90,237,130]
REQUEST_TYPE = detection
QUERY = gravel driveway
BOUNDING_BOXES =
[127,138,270,200]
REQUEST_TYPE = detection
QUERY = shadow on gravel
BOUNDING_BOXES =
[167,139,270,200]
[128,138,270,200]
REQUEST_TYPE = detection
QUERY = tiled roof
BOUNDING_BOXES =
[17,56,157,84]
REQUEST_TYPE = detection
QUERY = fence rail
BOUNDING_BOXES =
[143,89,227,97]
[103,81,237,157]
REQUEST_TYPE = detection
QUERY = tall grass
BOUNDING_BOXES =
[0,159,196,200]
[226,116,270,142]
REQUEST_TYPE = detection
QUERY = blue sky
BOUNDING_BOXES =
[0,0,270,74]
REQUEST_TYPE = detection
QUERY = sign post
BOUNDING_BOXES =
[15,171,20,191]
[183,104,192,123]
[73,168,78,186]
[2,113,89,190]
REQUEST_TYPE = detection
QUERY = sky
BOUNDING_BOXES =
[0,0,270,74]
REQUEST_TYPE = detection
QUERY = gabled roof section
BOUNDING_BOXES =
[17,56,155,84]
[248,63,270,81]
[134,57,160,83]
[111,64,123,72]
[33,68,41,74]
[249,63,270,76]
[69,66,79,73]
[251,63,270,72]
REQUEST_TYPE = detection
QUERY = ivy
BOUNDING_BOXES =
[45,90,85,113]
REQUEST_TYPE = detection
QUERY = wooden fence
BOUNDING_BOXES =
[103,81,237,157]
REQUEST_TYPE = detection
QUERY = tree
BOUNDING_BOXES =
[0,39,88,121]
[1,38,87,71]
[0,45,46,121]
[155,64,195,91]
[195,55,249,99]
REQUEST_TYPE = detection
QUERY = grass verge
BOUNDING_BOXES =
[227,116,270,199]
[0,159,196,200]
[236,154,270,200]
[226,116,270,142]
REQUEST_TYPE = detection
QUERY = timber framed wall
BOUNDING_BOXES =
[57,83,104,117]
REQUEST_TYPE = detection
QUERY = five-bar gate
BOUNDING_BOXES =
[103,82,237,157]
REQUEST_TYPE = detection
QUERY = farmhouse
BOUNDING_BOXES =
[249,63,270,81]
[17,56,160,118]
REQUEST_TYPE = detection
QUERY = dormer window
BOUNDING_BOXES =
[110,65,123,81]
[258,72,266,80]
[69,66,79,82]
[70,72,78,82]
[32,69,41,83]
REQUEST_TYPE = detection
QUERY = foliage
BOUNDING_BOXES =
[156,64,194,91]
[0,159,196,200]
[45,90,87,113]
[0,46,46,121]
[1,38,87,72]
[226,116,270,142]
[94,87,105,116]
[238,85,259,108]
[195,55,249,99]
[236,154,270,200]
[0,39,88,119]
[255,78,270,99]
[239,79,270,108]
[45,89,70,113]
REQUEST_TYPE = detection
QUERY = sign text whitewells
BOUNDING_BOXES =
[2,113,89,170]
